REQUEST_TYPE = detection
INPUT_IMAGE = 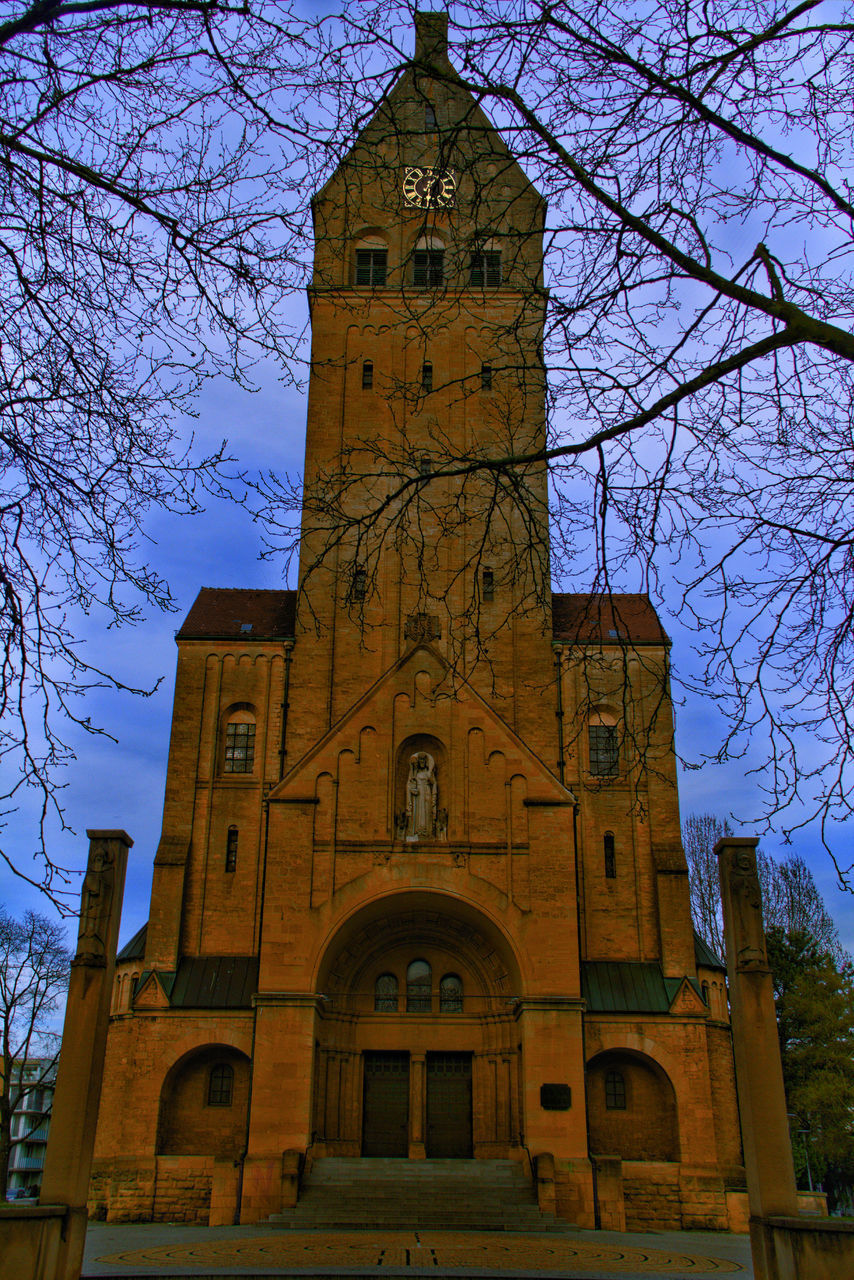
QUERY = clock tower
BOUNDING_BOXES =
[91,13,746,1236]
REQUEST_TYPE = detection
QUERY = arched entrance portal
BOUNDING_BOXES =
[313,893,522,1160]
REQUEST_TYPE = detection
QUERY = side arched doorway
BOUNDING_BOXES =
[313,892,522,1160]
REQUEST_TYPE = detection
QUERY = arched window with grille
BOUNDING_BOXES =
[439,973,463,1013]
[604,1069,626,1110]
[374,973,399,1012]
[223,707,256,774]
[208,1063,234,1106]
[406,959,432,1012]
[588,713,619,777]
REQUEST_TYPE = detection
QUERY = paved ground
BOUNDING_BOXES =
[82,1223,753,1280]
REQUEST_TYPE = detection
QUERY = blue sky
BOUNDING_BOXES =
[2,336,853,958]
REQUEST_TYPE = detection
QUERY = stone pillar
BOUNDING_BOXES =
[716,837,798,1274]
[39,829,131,1280]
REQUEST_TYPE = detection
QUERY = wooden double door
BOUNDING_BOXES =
[362,1051,473,1158]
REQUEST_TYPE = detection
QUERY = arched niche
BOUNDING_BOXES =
[586,1049,680,1162]
[156,1043,250,1158]
[394,733,446,840]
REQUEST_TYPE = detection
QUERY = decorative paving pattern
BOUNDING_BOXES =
[97,1228,746,1274]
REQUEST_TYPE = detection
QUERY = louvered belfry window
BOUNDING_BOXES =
[355,249,387,286]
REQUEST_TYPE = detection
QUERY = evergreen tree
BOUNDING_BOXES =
[766,928,854,1209]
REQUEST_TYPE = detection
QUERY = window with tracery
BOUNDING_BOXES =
[406,959,432,1012]
[439,973,463,1013]
[374,973,399,1012]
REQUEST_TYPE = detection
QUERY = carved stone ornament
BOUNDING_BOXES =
[404,612,441,643]
[74,840,117,967]
[406,751,438,840]
[726,846,769,972]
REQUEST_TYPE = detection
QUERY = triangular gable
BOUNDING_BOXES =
[666,975,707,1018]
[132,971,173,1011]
[312,32,543,210]
[269,640,574,807]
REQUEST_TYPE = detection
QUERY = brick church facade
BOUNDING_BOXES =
[90,14,746,1231]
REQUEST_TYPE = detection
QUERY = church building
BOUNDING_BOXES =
[90,14,746,1231]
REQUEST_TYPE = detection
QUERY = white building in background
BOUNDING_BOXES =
[5,1058,57,1199]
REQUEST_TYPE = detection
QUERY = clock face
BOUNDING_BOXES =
[403,167,457,209]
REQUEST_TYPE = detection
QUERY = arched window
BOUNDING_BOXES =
[355,235,387,287]
[208,1063,234,1107]
[482,567,494,602]
[701,981,710,1006]
[374,973,399,1012]
[225,827,238,872]
[224,709,256,774]
[604,832,616,879]
[480,362,493,390]
[604,1069,626,1110]
[421,361,433,392]
[424,102,437,130]
[406,959,432,1012]
[362,360,374,389]
[413,235,444,287]
[439,973,463,1013]
[588,714,619,777]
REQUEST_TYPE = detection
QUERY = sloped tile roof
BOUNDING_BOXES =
[177,588,296,640]
[116,923,147,962]
[176,587,666,646]
[551,593,668,645]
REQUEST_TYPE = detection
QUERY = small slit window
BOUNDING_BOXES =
[424,103,437,130]
[374,973,399,1012]
[407,959,432,1012]
[482,568,494,601]
[439,973,463,1013]
[421,362,433,393]
[208,1063,234,1107]
[604,832,616,879]
[604,1069,626,1110]
[224,720,255,773]
[481,363,493,390]
[589,723,619,777]
[362,360,373,389]
[413,250,444,288]
[225,827,238,873]
[470,251,501,287]
[355,248,387,287]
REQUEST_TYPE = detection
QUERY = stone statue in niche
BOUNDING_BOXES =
[405,751,438,840]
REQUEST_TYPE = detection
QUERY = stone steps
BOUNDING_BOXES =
[267,1157,567,1231]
